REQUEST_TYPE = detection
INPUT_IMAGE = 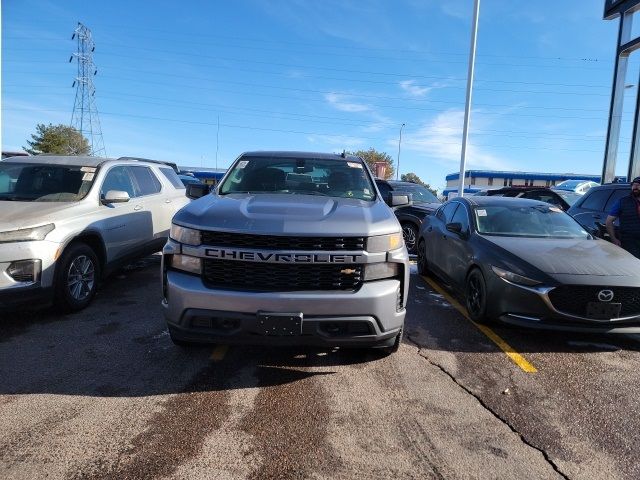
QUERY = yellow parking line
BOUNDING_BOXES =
[421,275,538,373]
[210,345,228,362]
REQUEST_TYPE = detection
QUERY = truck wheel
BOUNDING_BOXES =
[54,243,100,313]
[401,223,418,254]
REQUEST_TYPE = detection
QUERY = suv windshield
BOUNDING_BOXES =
[218,156,376,201]
[390,183,439,203]
[474,204,589,238]
[0,162,96,202]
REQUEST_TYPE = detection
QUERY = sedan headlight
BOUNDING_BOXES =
[368,233,403,253]
[0,223,55,243]
[170,224,201,246]
[491,265,541,287]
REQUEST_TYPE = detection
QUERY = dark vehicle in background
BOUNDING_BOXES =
[568,183,629,239]
[178,174,204,187]
[417,196,640,333]
[481,187,579,211]
[375,179,441,254]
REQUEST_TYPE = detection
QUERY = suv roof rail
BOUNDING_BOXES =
[117,156,179,173]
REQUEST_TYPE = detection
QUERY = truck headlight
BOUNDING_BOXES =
[367,233,403,253]
[363,262,399,281]
[0,223,55,243]
[170,254,202,275]
[170,224,201,246]
[491,266,541,287]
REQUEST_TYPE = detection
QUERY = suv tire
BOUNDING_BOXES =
[54,243,100,313]
[401,223,418,254]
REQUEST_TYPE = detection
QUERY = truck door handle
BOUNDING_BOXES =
[134,205,143,211]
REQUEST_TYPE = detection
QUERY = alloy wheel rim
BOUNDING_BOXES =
[403,225,416,251]
[67,255,95,301]
[417,242,426,271]
[468,276,482,315]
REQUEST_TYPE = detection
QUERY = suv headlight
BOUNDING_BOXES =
[0,223,55,243]
[170,224,201,246]
[491,265,541,287]
[368,233,403,253]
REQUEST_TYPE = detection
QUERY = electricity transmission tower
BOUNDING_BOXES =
[70,22,106,156]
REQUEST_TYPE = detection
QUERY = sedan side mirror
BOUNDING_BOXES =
[186,183,210,200]
[387,192,412,208]
[446,222,463,234]
[101,190,130,204]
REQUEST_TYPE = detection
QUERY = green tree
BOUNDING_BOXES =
[24,123,90,155]
[350,148,395,180]
[401,172,438,196]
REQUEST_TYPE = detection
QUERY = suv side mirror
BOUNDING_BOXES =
[101,190,130,204]
[446,222,463,234]
[186,183,210,200]
[387,192,412,208]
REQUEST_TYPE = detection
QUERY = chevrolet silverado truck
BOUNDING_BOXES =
[162,151,411,353]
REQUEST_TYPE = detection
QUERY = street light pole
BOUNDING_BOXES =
[396,123,405,180]
[457,0,480,198]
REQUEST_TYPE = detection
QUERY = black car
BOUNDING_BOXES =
[416,196,640,333]
[481,187,580,211]
[375,179,440,253]
[568,183,629,239]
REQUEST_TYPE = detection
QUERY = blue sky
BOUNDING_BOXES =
[1,0,633,191]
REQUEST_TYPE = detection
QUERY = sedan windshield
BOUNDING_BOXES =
[0,162,96,202]
[474,204,590,238]
[218,156,376,201]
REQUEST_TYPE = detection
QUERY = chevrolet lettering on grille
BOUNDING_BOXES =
[205,248,364,263]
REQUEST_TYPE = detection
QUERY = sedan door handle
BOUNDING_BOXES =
[134,205,143,211]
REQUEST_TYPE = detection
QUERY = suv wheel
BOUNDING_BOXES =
[54,243,100,313]
[401,223,418,254]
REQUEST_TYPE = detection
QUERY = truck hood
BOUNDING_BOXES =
[174,193,400,237]
[485,236,640,277]
[0,201,80,231]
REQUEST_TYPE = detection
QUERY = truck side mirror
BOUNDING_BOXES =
[387,192,412,208]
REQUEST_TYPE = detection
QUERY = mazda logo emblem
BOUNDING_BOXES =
[597,289,614,302]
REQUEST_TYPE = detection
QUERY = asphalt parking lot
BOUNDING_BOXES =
[1,256,640,479]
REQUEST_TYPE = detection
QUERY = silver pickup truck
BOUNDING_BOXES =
[162,151,410,353]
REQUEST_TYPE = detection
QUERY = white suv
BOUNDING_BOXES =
[0,155,190,312]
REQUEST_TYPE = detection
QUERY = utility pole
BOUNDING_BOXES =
[70,22,106,156]
[396,123,405,180]
[457,0,480,198]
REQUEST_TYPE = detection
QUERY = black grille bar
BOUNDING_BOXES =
[203,259,363,292]
[200,231,365,251]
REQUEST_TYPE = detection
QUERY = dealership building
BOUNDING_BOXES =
[442,170,601,199]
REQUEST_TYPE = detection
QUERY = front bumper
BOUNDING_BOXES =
[163,270,406,346]
[0,284,54,310]
[487,275,640,334]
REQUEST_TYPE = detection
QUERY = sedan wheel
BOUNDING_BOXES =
[465,269,488,323]
[417,240,429,275]
[402,223,418,254]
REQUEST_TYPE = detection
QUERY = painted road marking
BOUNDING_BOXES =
[421,275,538,373]
[210,345,229,362]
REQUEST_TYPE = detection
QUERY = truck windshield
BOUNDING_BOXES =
[218,156,376,201]
[0,162,96,202]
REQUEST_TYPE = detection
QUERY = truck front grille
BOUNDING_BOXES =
[202,259,363,292]
[200,231,365,251]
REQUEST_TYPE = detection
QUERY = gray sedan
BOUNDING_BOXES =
[417,196,640,333]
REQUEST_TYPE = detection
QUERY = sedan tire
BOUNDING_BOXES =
[465,268,490,324]
[417,239,430,275]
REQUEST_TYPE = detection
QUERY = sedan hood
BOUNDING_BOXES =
[484,236,640,277]
[0,201,79,231]
[174,193,400,236]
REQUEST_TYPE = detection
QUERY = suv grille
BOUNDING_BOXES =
[203,259,363,292]
[548,285,640,317]
[200,231,365,251]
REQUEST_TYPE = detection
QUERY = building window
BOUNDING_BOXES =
[545,180,550,187]
[488,178,493,186]
[470,177,476,185]
[503,179,508,186]
[509,179,513,186]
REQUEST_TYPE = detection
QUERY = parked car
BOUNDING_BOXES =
[416,196,640,333]
[375,179,441,254]
[0,155,190,312]
[178,174,204,187]
[554,179,599,195]
[163,151,410,353]
[483,186,579,211]
[567,182,629,239]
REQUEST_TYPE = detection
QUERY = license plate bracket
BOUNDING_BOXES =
[257,312,303,336]
[586,302,621,320]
